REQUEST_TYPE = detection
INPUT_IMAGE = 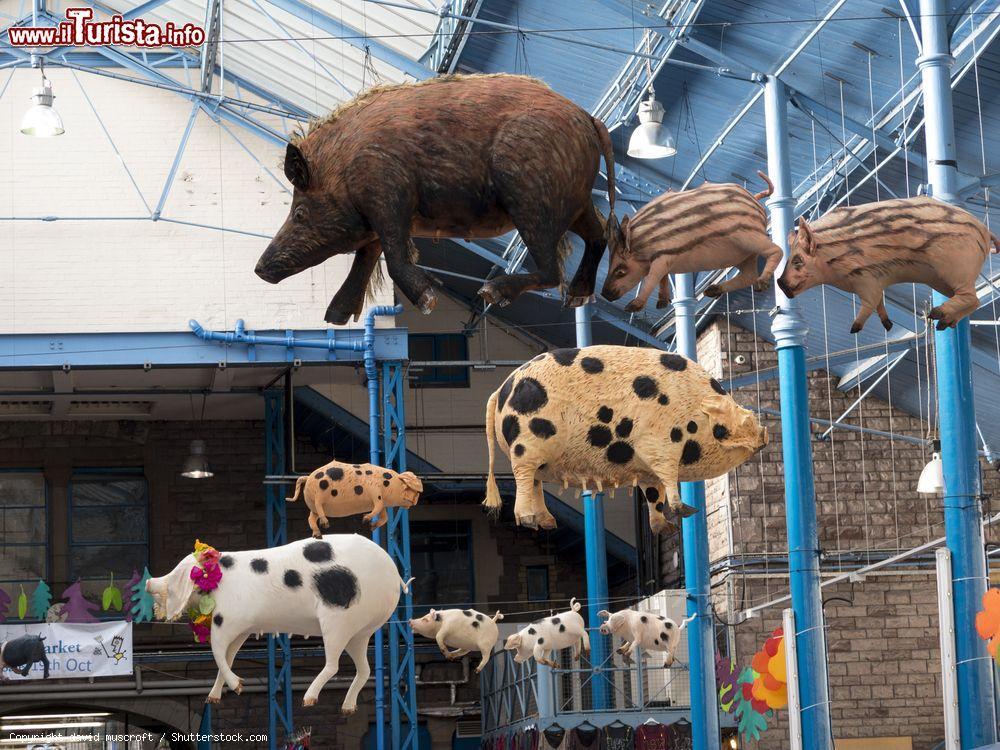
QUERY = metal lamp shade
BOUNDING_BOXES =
[916,452,944,495]
[20,83,64,137]
[627,97,676,159]
[181,439,214,479]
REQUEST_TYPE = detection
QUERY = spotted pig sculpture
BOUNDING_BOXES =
[598,608,687,666]
[483,346,767,533]
[602,172,782,311]
[146,534,410,710]
[255,74,620,324]
[287,459,423,538]
[409,608,504,674]
[504,598,589,668]
[778,196,1000,332]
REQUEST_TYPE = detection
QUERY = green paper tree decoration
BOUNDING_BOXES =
[61,580,100,623]
[29,580,51,621]
[102,574,123,612]
[733,666,770,741]
[130,567,155,623]
[0,587,10,623]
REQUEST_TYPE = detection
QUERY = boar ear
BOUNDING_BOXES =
[618,214,631,256]
[284,143,310,191]
[798,221,816,256]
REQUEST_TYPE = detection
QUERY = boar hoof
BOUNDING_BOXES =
[882,318,893,332]
[703,284,723,298]
[624,298,645,313]
[936,318,951,331]
[753,276,772,292]
[417,289,438,315]
[928,306,944,320]
[676,503,699,518]
[565,295,591,308]
[324,306,352,326]
[849,322,863,334]
[656,298,670,309]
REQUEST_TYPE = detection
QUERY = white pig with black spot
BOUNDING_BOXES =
[146,534,410,711]
[503,598,589,668]
[598,607,687,666]
[409,608,504,674]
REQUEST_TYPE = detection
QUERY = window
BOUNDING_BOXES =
[69,471,148,580]
[409,520,473,614]
[409,333,470,388]
[0,472,47,585]
[526,565,550,602]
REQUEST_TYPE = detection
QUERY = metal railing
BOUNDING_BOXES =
[481,627,691,735]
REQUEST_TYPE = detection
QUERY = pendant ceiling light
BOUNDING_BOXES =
[181,439,214,479]
[628,96,677,160]
[20,64,64,137]
[916,439,944,496]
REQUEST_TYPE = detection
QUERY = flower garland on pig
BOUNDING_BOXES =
[187,540,222,644]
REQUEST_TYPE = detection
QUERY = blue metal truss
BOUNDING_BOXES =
[382,361,418,750]
[265,390,294,749]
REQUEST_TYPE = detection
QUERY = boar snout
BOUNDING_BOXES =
[601,279,625,302]
[776,275,795,298]
[255,245,296,284]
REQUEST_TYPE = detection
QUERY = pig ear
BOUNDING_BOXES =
[284,143,310,191]
[798,221,816,256]
[400,472,423,493]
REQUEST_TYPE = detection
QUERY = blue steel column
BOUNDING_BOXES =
[264,390,293,749]
[576,303,610,709]
[383,361,418,749]
[763,75,833,749]
[917,1,997,745]
[674,273,720,750]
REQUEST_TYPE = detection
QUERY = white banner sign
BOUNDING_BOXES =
[0,621,133,680]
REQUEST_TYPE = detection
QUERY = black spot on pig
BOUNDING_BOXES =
[502,415,520,444]
[497,377,514,410]
[588,425,612,448]
[661,631,669,640]
[326,467,344,481]
[528,628,536,635]
[463,610,472,617]
[559,624,566,632]
[710,378,727,395]
[383,472,393,479]
[319,479,329,490]
[514,444,526,457]
[713,424,730,440]
[658,394,670,405]
[664,622,673,629]
[304,540,333,563]
[687,421,698,434]
[434,613,442,622]
[313,471,323,479]
[551,617,560,624]
[529,418,557,439]
[220,555,234,569]
[632,376,658,399]
[284,569,303,588]
[313,566,359,608]
[509,378,548,414]
[551,348,579,366]
[681,440,702,465]
[640,615,648,623]
[365,470,373,475]
[654,638,660,645]
[580,357,604,374]
[251,558,268,574]
[670,428,683,443]
[354,485,364,495]
[645,487,659,502]
[538,638,545,645]
[331,489,338,497]
[597,406,613,423]
[355,470,362,475]
[476,614,484,621]
[213,613,223,626]
[606,442,634,464]
[615,418,633,438]
[472,621,480,629]
[660,353,688,371]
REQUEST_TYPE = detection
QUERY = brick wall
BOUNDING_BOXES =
[671,317,1000,749]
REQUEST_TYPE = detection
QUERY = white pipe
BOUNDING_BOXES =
[936,548,961,750]
[783,608,803,750]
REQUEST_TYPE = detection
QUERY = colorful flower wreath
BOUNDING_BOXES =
[187,539,222,644]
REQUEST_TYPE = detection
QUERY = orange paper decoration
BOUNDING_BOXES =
[751,627,789,711]
[975,587,1000,660]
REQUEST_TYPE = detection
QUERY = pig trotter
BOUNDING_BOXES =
[703,284,723,298]
[417,288,437,315]
[850,322,863,334]
[564,294,593,308]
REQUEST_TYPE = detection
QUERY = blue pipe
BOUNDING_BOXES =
[363,305,404,750]
[764,75,833,749]
[575,304,610,710]
[673,272,719,750]
[917,1,997,744]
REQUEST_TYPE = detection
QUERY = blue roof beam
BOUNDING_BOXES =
[260,0,434,82]
[199,0,221,93]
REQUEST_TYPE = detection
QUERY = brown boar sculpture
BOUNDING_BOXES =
[287,459,423,538]
[778,196,1000,333]
[255,74,621,325]
[601,172,783,312]
[482,346,768,534]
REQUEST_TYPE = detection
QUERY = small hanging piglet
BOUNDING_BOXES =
[409,608,504,674]
[503,598,589,668]
[778,196,999,332]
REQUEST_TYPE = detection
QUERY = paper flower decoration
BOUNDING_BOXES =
[189,612,211,644]
[750,627,788,710]
[190,563,222,592]
[975,587,1000,662]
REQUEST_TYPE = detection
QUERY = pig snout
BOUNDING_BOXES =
[599,623,612,636]
[776,274,795,298]
[255,245,293,284]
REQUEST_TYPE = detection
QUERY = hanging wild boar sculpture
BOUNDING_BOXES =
[778,196,1000,332]
[482,346,768,533]
[601,172,783,311]
[255,74,621,325]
